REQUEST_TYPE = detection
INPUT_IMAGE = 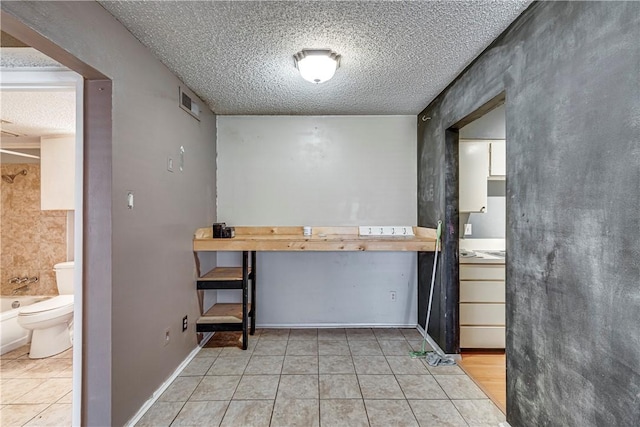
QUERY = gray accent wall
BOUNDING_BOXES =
[418,2,639,426]
[1,2,217,425]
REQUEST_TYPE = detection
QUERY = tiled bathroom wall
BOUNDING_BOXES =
[1,164,67,296]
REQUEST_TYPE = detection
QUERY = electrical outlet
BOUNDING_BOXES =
[392,226,413,236]
[182,315,188,332]
[164,328,170,346]
[464,224,472,236]
[167,157,174,172]
[390,291,397,302]
[359,226,415,236]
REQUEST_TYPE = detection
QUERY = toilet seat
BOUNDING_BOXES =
[18,295,74,323]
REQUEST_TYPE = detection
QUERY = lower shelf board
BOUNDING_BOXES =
[199,267,253,281]
[197,303,252,325]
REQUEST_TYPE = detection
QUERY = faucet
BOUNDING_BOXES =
[9,276,38,293]
[12,284,29,294]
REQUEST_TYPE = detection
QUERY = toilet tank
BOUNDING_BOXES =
[54,261,75,295]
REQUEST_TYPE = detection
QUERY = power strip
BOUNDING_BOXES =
[358,226,415,237]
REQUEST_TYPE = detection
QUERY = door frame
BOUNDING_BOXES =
[445,92,505,352]
[1,10,113,426]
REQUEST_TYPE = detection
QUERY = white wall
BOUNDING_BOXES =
[217,116,417,326]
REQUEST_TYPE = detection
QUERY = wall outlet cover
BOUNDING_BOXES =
[358,226,415,236]
[164,328,170,346]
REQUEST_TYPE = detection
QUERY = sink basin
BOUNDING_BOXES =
[479,250,506,258]
[460,250,477,258]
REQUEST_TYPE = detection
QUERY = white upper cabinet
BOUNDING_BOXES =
[490,140,506,176]
[40,135,75,210]
[459,140,489,213]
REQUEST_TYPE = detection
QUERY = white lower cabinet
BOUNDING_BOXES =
[460,303,505,325]
[460,326,505,348]
[459,263,505,349]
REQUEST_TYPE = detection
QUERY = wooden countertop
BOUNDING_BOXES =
[193,226,437,252]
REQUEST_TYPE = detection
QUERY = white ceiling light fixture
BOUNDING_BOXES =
[293,49,341,84]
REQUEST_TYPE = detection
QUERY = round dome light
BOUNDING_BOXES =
[293,49,341,84]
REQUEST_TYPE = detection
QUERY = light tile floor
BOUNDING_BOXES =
[137,328,505,427]
[0,345,73,426]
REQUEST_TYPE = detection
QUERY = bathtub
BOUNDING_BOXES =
[1,296,51,355]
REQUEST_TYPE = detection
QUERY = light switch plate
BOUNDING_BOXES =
[464,224,472,236]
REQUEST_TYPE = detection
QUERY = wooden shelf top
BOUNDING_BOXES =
[193,226,437,252]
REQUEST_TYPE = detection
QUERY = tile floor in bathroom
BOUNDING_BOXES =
[0,345,73,426]
[136,328,506,427]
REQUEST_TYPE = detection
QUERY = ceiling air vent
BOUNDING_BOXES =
[179,87,200,121]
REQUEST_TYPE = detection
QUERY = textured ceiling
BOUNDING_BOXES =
[99,0,531,115]
[0,90,75,137]
[0,47,66,69]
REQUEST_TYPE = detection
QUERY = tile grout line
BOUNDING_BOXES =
[20,401,54,427]
[317,332,321,427]
[267,334,288,427]
[349,330,372,427]
[394,335,421,426]
[170,350,221,426]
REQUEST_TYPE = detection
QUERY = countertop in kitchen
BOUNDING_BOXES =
[459,250,505,264]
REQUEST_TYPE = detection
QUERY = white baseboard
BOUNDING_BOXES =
[1,335,31,355]
[415,324,461,361]
[124,332,213,427]
[258,323,416,329]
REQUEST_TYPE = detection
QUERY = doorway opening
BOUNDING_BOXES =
[1,17,112,426]
[1,49,83,425]
[447,94,507,412]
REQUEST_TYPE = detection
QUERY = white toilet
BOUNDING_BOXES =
[18,261,75,359]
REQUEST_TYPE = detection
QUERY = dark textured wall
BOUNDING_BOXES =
[417,2,640,426]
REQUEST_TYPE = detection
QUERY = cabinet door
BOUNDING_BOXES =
[459,140,489,212]
[459,265,505,281]
[490,140,506,176]
[460,326,505,348]
[460,303,505,325]
[460,281,505,303]
[41,135,76,210]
